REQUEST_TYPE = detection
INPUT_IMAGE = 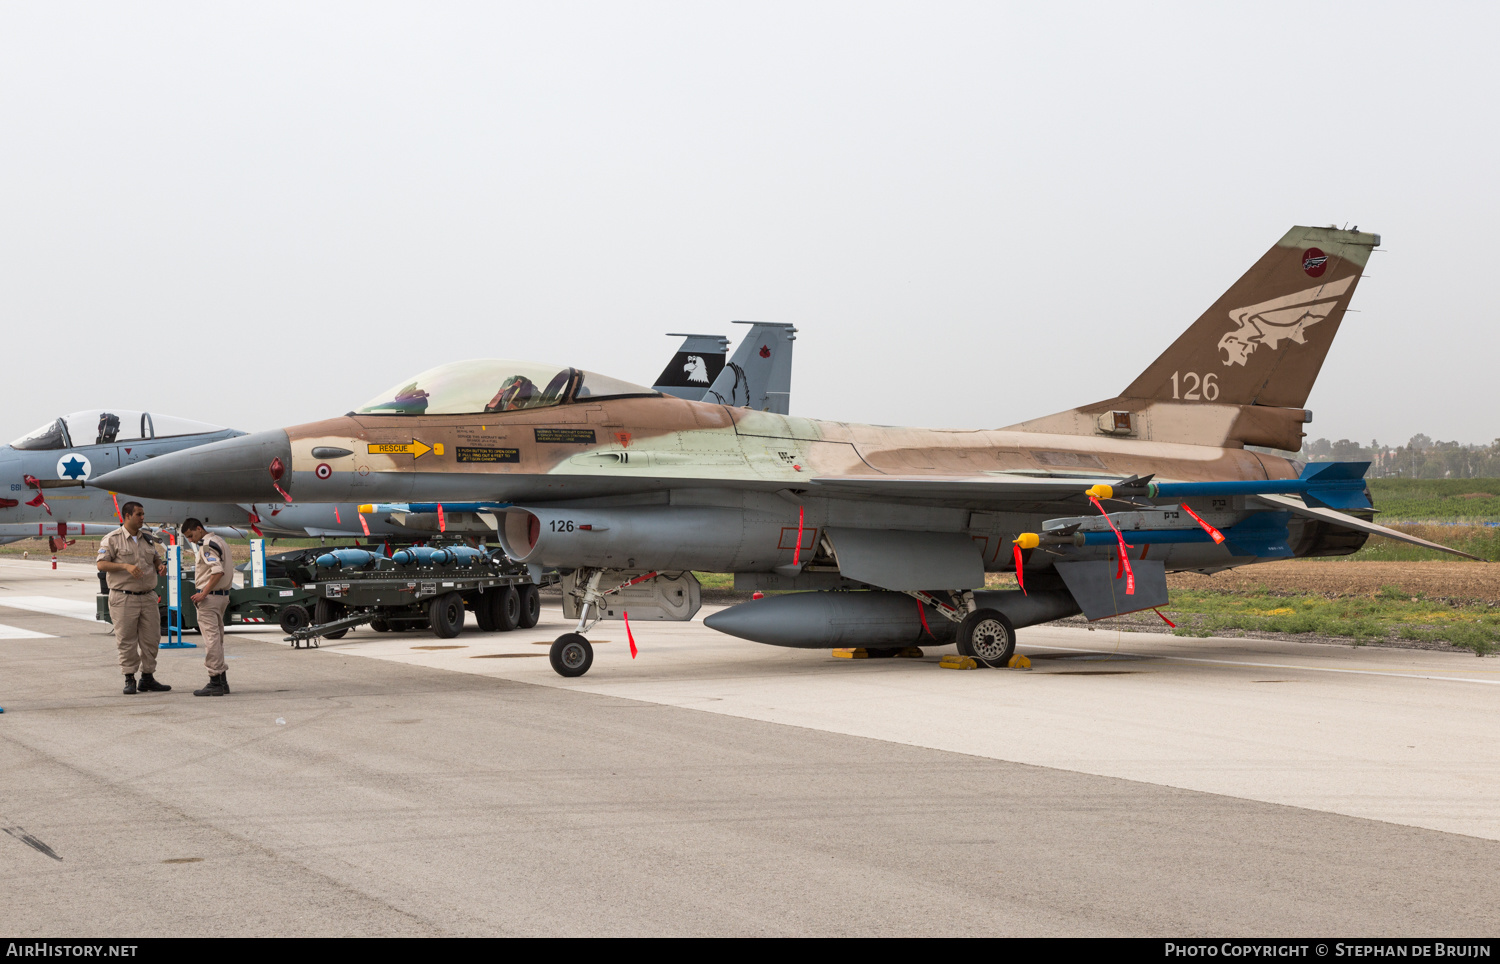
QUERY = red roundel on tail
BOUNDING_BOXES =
[759,345,771,358]
[1302,248,1328,278]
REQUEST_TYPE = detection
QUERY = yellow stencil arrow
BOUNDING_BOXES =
[367,439,443,459]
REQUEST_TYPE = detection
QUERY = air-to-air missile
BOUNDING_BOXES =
[93,226,1476,677]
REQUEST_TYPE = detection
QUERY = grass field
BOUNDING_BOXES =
[1368,478,1500,523]
[1159,587,1500,655]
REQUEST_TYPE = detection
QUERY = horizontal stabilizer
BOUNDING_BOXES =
[1255,494,1484,562]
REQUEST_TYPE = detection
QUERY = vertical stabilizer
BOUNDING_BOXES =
[1006,226,1379,450]
[1124,225,1380,408]
[706,321,797,414]
[653,333,730,400]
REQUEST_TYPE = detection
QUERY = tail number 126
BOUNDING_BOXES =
[1171,371,1219,401]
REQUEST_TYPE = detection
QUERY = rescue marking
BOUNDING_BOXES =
[367,440,442,459]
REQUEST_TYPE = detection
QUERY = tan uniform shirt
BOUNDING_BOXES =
[192,533,234,593]
[98,527,162,592]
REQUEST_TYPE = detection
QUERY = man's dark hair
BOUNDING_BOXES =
[120,501,144,518]
[181,517,204,533]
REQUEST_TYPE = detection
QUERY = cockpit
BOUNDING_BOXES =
[8,410,230,451]
[356,360,658,416]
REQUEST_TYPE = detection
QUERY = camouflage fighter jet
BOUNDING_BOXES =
[94,226,1473,677]
[4,336,774,545]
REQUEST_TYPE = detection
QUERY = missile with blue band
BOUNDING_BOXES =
[1088,462,1372,512]
[1027,510,1296,558]
[356,501,513,515]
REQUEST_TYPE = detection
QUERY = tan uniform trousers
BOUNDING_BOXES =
[108,592,160,674]
[196,594,230,675]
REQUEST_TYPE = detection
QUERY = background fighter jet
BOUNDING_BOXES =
[652,322,797,414]
[0,409,254,546]
[96,226,1470,677]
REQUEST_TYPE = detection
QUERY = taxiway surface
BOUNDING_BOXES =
[1,558,1497,936]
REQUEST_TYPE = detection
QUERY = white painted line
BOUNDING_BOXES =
[0,622,53,639]
[0,560,97,573]
[1027,642,1500,686]
[0,596,103,622]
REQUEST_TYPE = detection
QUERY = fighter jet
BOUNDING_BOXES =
[4,336,781,546]
[95,226,1471,677]
[0,410,256,547]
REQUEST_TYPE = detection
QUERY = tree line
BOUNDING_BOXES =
[1296,436,1500,478]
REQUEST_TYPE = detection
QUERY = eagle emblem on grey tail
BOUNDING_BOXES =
[683,355,709,384]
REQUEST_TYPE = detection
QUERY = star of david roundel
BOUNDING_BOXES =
[57,453,92,481]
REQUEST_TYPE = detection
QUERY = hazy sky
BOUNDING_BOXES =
[3,3,1495,447]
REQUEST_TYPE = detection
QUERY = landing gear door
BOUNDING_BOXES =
[1055,560,1168,620]
[560,570,702,622]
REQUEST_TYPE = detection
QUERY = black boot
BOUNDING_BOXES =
[193,674,227,697]
[123,674,137,695]
[138,673,171,693]
[219,671,230,695]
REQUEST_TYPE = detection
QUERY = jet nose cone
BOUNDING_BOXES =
[93,429,293,503]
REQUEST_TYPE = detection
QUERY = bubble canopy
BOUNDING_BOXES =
[356,360,658,416]
[9,410,228,450]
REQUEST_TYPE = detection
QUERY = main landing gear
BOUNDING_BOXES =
[904,591,1017,669]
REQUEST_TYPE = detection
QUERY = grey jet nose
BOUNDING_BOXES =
[92,429,294,503]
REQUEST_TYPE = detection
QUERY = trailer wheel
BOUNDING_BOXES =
[474,593,497,632]
[549,633,593,677]
[370,618,390,632]
[492,586,521,632]
[428,592,465,639]
[517,584,541,629]
[278,604,311,635]
[314,599,348,640]
[956,608,1015,668]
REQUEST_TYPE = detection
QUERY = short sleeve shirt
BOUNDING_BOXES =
[192,534,234,592]
[98,527,162,592]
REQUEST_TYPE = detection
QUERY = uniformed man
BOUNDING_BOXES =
[96,501,169,695]
[181,519,234,697]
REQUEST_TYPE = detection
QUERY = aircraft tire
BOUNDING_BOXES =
[279,604,311,635]
[315,599,348,640]
[429,592,465,639]
[957,608,1015,668]
[492,586,520,632]
[474,593,497,632]
[549,633,593,677]
[517,584,541,629]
